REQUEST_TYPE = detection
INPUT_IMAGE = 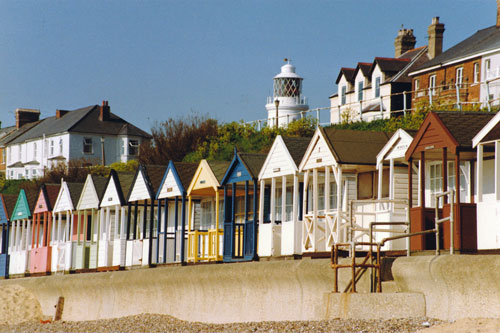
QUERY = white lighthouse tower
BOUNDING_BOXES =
[266,59,308,127]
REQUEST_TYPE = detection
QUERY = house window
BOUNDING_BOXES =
[429,75,436,95]
[414,79,420,92]
[128,140,139,156]
[59,139,63,155]
[18,145,21,161]
[374,77,381,98]
[341,86,346,105]
[429,161,455,207]
[121,139,125,155]
[33,142,37,160]
[357,81,364,101]
[485,59,491,78]
[83,138,93,154]
[473,63,480,83]
[25,169,28,178]
[50,140,54,156]
[32,169,36,176]
[456,67,463,88]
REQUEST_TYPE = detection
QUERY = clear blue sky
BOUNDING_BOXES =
[0,0,495,131]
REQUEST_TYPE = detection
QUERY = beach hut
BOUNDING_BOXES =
[0,194,17,277]
[257,135,310,257]
[51,180,84,273]
[74,174,107,270]
[298,127,391,253]
[126,165,166,268]
[29,184,59,274]
[9,188,37,276]
[98,170,135,269]
[187,160,229,262]
[155,161,197,264]
[220,151,266,262]
[473,112,500,250]
[405,111,494,252]
[372,129,418,251]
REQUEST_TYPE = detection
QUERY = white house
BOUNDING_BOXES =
[4,101,150,180]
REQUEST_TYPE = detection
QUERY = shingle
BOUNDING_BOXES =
[0,120,42,146]
[237,153,267,179]
[44,184,61,211]
[66,182,84,208]
[172,162,198,190]
[143,165,168,194]
[90,175,108,202]
[207,161,231,183]
[322,128,392,165]
[433,111,496,148]
[8,105,151,145]
[2,194,18,219]
[116,171,136,200]
[335,67,356,84]
[414,25,500,72]
[282,136,311,166]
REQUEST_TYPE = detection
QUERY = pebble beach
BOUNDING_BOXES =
[0,314,445,333]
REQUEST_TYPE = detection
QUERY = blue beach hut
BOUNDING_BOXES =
[221,150,267,262]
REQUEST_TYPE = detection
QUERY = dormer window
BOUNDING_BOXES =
[341,86,346,105]
[357,81,363,101]
[374,77,381,98]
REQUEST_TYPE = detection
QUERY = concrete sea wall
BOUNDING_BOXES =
[0,258,368,323]
[393,254,500,320]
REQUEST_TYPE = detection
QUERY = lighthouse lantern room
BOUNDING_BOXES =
[266,59,309,127]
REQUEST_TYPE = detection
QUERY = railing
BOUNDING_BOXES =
[248,80,500,130]
[187,230,209,262]
[435,190,455,255]
[266,95,308,105]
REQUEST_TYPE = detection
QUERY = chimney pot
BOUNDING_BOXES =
[497,0,500,28]
[427,17,445,60]
[394,27,416,57]
[99,100,110,121]
[56,110,69,119]
[15,108,40,129]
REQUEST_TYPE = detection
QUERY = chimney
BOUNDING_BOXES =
[56,109,69,119]
[394,28,416,57]
[497,0,500,28]
[99,100,110,122]
[428,17,445,59]
[15,108,40,129]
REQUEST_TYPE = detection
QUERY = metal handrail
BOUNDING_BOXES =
[435,190,455,255]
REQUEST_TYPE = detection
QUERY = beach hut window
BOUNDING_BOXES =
[275,188,282,222]
[285,187,293,221]
[201,201,212,230]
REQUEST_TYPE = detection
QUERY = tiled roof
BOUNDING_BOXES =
[91,175,108,202]
[0,120,42,146]
[8,105,151,145]
[373,57,411,77]
[322,128,392,165]
[413,25,500,73]
[434,111,496,148]
[172,162,198,190]
[2,194,18,219]
[335,67,356,84]
[357,62,372,77]
[44,184,61,211]
[237,153,267,179]
[282,136,311,166]
[207,161,231,183]
[66,182,84,207]
[143,165,168,194]
[116,171,136,201]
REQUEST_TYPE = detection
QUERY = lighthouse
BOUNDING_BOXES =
[266,59,309,127]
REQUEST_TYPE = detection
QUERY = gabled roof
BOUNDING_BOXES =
[472,111,500,147]
[321,127,392,165]
[8,104,151,145]
[207,161,231,183]
[376,128,415,165]
[1,194,18,221]
[106,170,136,205]
[173,162,198,190]
[222,151,267,184]
[127,165,167,201]
[0,120,42,146]
[43,184,61,212]
[371,57,411,82]
[67,182,84,207]
[412,25,500,74]
[405,111,496,159]
[282,136,311,166]
[353,62,372,79]
[335,67,356,84]
[11,188,38,220]
[92,175,109,202]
